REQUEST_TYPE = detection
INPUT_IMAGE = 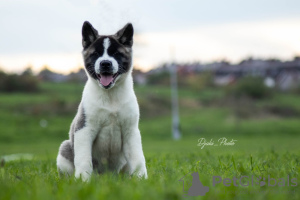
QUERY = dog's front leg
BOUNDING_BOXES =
[74,127,97,182]
[123,128,148,179]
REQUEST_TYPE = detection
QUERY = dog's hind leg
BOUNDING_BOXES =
[57,140,74,176]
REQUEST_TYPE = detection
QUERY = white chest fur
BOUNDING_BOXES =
[82,76,139,159]
[57,73,147,181]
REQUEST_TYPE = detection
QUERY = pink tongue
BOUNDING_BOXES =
[100,75,114,86]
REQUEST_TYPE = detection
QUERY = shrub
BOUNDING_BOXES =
[179,72,214,90]
[147,71,170,86]
[295,84,300,95]
[0,70,39,93]
[228,76,272,99]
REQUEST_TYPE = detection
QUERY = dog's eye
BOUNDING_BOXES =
[113,52,123,57]
[91,52,99,57]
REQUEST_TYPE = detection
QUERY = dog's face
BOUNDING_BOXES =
[81,21,133,89]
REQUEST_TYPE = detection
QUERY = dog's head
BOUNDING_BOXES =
[81,21,133,89]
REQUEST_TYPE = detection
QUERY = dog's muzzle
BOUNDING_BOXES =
[97,60,119,88]
[100,60,112,73]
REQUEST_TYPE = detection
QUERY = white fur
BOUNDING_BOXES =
[94,38,118,74]
[74,127,95,181]
[72,64,147,181]
[57,154,74,176]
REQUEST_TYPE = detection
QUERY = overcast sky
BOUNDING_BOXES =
[0,0,300,73]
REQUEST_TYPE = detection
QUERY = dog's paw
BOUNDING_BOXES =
[136,167,148,179]
[75,170,92,182]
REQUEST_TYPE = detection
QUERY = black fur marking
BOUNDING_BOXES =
[75,105,85,132]
[70,122,75,149]
[81,22,134,81]
[82,21,99,49]
[83,38,106,80]
[115,23,134,47]
[107,37,132,74]
[92,159,101,173]
[59,140,74,162]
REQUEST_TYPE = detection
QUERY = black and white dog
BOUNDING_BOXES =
[56,21,147,181]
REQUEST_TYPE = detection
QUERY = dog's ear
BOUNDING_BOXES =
[115,23,134,47]
[82,21,99,49]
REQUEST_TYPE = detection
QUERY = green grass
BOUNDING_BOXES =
[259,93,300,111]
[0,82,299,200]
[0,150,299,200]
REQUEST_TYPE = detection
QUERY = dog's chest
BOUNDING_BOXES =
[82,81,137,157]
[90,104,125,156]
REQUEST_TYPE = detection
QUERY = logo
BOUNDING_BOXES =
[213,175,297,187]
[179,172,298,197]
[179,171,209,197]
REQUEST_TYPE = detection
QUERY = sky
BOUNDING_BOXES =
[0,0,300,74]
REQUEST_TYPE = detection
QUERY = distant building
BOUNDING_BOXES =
[214,57,300,90]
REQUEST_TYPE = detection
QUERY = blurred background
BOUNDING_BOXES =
[0,0,300,159]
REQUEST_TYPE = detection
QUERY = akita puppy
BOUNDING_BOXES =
[56,21,147,181]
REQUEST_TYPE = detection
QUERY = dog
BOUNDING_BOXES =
[56,21,148,181]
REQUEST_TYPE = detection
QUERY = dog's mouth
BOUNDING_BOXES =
[96,72,119,88]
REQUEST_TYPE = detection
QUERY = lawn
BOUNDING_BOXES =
[0,82,299,200]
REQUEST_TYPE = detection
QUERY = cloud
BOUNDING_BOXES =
[1,0,300,73]
[1,17,300,73]
[134,17,300,69]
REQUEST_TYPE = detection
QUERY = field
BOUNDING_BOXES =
[0,82,299,200]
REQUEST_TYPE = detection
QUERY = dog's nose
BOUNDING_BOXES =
[100,60,112,72]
